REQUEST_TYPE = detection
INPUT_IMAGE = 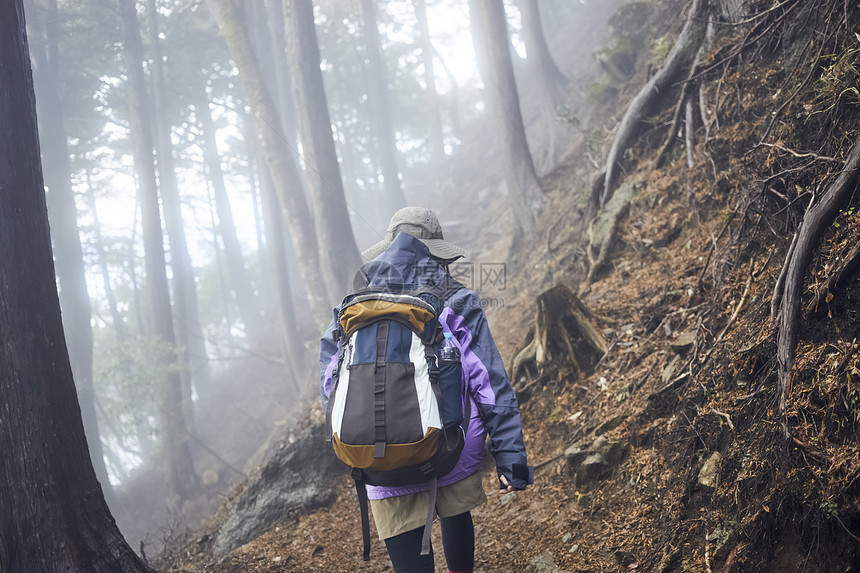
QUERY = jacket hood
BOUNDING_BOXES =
[354,232,449,291]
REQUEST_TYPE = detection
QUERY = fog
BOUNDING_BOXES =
[24,0,613,545]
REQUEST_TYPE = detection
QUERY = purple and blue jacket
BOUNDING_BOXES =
[319,233,531,499]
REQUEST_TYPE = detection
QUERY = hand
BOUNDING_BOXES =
[498,474,513,495]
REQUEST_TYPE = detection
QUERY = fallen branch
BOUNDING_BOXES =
[776,133,860,413]
[706,408,735,431]
[758,142,839,163]
[699,268,753,369]
[697,209,737,292]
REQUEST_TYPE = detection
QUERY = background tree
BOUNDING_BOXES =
[360,0,407,216]
[413,0,446,163]
[0,2,153,570]
[516,0,567,170]
[145,0,214,422]
[284,0,362,301]
[469,0,543,233]
[206,0,330,320]
[118,0,199,502]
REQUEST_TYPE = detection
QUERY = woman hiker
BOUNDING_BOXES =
[320,207,532,573]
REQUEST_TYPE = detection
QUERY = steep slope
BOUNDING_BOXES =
[160,1,860,571]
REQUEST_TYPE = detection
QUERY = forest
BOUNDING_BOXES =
[1,0,859,571]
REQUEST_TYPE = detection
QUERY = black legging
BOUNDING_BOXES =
[383,511,475,573]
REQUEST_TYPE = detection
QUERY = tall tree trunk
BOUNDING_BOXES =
[284,0,362,301]
[146,0,212,430]
[0,3,153,569]
[197,85,263,332]
[360,0,407,215]
[29,0,115,506]
[469,0,543,233]
[118,0,198,502]
[259,152,303,383]
[413,0,445,162]
[206,0,330,319]
[516,0,567,171]
[85,177,127,341]
[264,0,300,147]
[516,0,567,102]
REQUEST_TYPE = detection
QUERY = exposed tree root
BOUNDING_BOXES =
[600,0,709,209]
[584,201,631,285]
[775,133,860,413]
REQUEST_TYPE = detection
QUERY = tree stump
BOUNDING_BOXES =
[511,284,608,385]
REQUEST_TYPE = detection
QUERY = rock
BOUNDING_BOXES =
[564,442,591,466]
[698,451,722,490]
[568,436,629,486]
[526,551,572,573]
[614,549,637,567]
[707,521,738,562]
[670,330,697,354]
[661,355,680,384]
[213,418,346,557]
[561,533,572,544]
[593,435,628,466]
[594,414,626,436]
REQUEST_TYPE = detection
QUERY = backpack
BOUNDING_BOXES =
[325,274,467,560]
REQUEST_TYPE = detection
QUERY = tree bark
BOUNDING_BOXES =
[601,0,709,208]
[413,0,445,162]
[360,0,407,215]
[0,3,153,570]
[284,0,362,301]
[29,0,115,506]
[206,0,330,319]
[146,0,212,429]
[469,0,543,233]
[118,0,199,501]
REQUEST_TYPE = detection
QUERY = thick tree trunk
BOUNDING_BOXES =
[469,0,543,234]
[413,0,445,162]
[29,0,115,506]
[118,0,199,502]
[601,0,709,208]
[206,0,330,319]
[146,0,212,428]
[197,86,263,331]
[0,3,152,570]
[360,0,407,215]
[284,0,362,300]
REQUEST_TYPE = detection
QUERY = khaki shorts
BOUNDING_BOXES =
[369,471,488,540]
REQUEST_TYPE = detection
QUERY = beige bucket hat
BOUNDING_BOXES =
[361,207,469,261]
